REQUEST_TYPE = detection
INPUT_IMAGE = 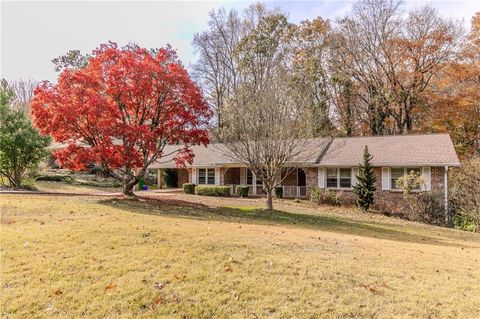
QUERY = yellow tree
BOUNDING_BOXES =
[426,13,480,158]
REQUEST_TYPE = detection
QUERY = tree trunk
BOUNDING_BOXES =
[122,177,137,196]
[12,171,22,189]
[266,189,274,211]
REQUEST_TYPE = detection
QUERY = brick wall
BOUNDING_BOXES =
[178,168,189,186]
[324,166,447,214]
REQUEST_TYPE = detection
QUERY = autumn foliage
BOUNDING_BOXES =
[31,43,211,194]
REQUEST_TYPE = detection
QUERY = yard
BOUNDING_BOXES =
[1,190,479,318]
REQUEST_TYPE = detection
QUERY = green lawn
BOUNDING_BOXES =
[1,193,479,318]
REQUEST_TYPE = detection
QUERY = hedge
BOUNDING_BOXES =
[183,183,195,194]
[195,185,231,197]
[236,186,249,197]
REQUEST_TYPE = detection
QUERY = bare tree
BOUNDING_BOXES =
[336,0,463,135]
[192,3,283,128]
[192,8,241,127]
[219,12,314,211]
[6,79,38,115]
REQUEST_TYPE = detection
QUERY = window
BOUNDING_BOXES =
[339,168,352,188]
[198,169,206,184]
[326,168,352,188]
[246,169,261,185]
[327,168,338,188]
[391,167,421,190]
[207,168,215,185]
[198,168,215,185]
[247,169,253,185]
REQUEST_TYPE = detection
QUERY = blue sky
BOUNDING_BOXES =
[1,1,479,83]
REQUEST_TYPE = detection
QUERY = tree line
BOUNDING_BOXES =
[192,0,479,158]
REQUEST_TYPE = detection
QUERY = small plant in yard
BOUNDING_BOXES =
[352,145,376,210]
[195,185,231,197]
[183,183,195,194]
[236,186,249,197]
[452,213,477,232]
[310,187,342,206]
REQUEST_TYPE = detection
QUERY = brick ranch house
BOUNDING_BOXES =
[150,133,460,212]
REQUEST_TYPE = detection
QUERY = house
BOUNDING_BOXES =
[150,133,460,212]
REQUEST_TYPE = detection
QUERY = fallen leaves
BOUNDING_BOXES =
[105,283,116,290]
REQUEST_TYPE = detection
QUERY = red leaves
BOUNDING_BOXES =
[31,43,211,172]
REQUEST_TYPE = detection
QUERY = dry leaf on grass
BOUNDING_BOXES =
[105,283,116,290]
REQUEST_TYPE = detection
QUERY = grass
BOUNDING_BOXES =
[1,193,479,318]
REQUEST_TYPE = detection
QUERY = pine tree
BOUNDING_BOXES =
[353,145,376,210]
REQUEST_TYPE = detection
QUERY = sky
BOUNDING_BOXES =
[1,0,479,83]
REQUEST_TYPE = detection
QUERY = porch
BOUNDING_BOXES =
[154,166,318,198]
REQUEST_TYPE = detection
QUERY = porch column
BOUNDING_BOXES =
[157,168,163,189]
[252,171,257,196]
[444,166,449,225]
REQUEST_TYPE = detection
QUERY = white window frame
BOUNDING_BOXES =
[326,168,352,189]
[246,169,262,186]
[197,168,215,185]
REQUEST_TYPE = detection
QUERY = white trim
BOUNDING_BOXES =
[421,167,431,191]
[444,166,449,224]
[214,167,220,185]
[191,168,197,184]
[351,167,359,187]
[382,167,390,190]
[318,167,325,188]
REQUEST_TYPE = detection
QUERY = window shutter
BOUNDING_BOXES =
[192,168,197,184]
[382,167,390,190]
[422,167,431,191]
[214,167,221,185]
[351,167,359,187]
[318,167,326,188]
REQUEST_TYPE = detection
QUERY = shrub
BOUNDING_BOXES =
[35,174,74,183]
[274,186,283,198]
[183,183,195,194]
[450,158,480,232]
[310,187,342,206]
[405,191,446,226]
[236,186,249,197]
[21,178,38,191]
[453,213,477,232]
[76,180,122,188]
[195,185,231,197]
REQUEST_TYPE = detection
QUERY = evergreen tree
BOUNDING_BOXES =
[0,81,51,188]
[353,145,376,210]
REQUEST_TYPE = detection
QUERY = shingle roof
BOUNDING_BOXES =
[150,138,332,168]
[319,134,460,167]
[55,133,460,168]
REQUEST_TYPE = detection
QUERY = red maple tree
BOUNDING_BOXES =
[31,43,211,195]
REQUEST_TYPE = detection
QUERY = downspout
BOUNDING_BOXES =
[444,166,449,225]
